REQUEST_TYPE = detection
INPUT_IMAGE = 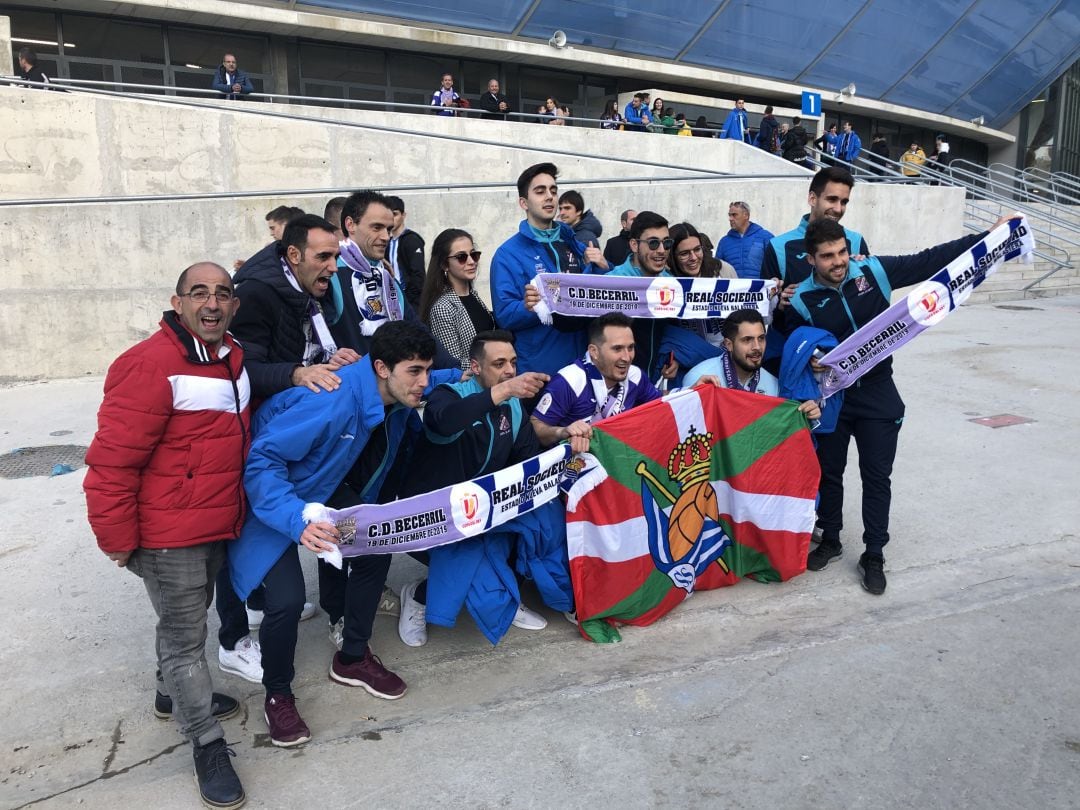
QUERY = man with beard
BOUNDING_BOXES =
[682,310,820,428]
[790,214,1017,594]
[603,209,636,268]
[608,211,680,381]
[531,312,664,453]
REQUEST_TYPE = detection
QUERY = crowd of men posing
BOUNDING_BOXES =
[83,162,1013,808]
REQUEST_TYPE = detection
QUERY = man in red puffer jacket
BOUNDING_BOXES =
[85,262,251,810]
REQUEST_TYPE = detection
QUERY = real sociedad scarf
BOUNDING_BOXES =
[816,217,1035,399]
[305,444,574,566]
[280,258,338,362]
[530,272,777,324]
[719,349,760,393]
[338,238,404,336]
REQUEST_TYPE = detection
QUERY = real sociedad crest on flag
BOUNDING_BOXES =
[639,425,731,593]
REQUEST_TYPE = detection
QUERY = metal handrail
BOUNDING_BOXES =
[1,76,735,181]
[0,171,813,208]
[4,75,725,135]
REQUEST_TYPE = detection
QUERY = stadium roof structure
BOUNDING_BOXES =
[286,0,1080,130]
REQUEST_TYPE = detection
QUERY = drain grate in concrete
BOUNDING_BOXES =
[995,305,1042,311]
[0,445,88,479]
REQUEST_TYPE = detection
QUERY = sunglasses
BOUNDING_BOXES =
[638,237,674,251]
[449,250,482,264]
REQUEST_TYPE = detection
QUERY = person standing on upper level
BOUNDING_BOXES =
[720,99,750,142]
[212,53,254,100]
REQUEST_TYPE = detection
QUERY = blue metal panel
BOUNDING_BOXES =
[882,0,1055,113]
[518,0,722,61]
[950,6,1080,127]
[679,0,867,80]
[294,0,527,33]
[798,0,969,98]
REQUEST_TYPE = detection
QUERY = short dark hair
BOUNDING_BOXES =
[630,211,668,241]
[764,105,773,114]
[280,214,337,257]
[721,309,765,341]
[370,321,437,369]
[558,190,584,213]
[792,116,802,125]
[803,218,847,256]
[384,195,405,213]
[620,209,634,226]
[588,312,634,346]
[323,197,347,231]
[809,166,855,197]
[517,162,558,198]
[18,47,37,66]
[341,190,393,229]
[266,205,304,224]
[468,329,516,362]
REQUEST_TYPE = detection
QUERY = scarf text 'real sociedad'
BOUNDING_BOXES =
[817,216,1035,399]
[303,444,576,564]
[530,273,778,324]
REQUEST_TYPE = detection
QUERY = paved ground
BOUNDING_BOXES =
[1,296,1078,810]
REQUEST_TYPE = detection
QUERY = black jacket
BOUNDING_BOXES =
[782,125,809,161]
[603,230,632,268]
[401,381,539,496]
[394,229,427,308]
[231,243,342,399]
[478,91,511,120]
[787,232,985,384]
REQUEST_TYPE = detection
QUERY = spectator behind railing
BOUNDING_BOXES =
[624,93,651,132]
[211,54,253,100]
[692,116,714,138]
[477,79,511,120]
[17,48,50,88]
[431,73,462,116]
[600,100,623,130]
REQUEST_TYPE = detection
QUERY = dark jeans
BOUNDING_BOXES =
[318,558,348,625]
[128,543,225,747]
[215,561,265,650]
[260,544,391,696]
[814,377,905,556]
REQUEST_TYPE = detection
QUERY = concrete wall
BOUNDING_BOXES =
[0,87,806,201]
[0,87,965,380]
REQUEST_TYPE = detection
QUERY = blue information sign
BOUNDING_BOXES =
[801,91,821,117]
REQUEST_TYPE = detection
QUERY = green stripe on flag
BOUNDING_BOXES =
[592,399,805,502]
[580,569,674,643]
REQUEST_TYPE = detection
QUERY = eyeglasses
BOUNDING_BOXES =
[179,289,234,304]
[676,245,704,260]
[638,237,674,251]
[449,250,482,264]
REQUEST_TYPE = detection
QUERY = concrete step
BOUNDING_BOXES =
[969,284,1080,303]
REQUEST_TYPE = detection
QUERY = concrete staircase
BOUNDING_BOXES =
[966,200,1079,303]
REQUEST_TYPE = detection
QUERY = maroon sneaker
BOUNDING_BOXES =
[329,650,407,699]
[264,693,311,747]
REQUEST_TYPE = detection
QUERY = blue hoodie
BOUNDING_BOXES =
[717,221,775,280]
[778,326,843,434]
[228,356,457,599]
[490,220,593,376]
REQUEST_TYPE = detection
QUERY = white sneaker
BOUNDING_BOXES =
[329,617,344,651]
[562,610,579,626]
[247,601,315,630]
[512,603,548,630]
[398,580,428,647]
[218,635,263,683]
[377,586,400,617]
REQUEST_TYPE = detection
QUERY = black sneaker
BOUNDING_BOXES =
[155,691,240,721]
[192,738,245,809]
[858,553,887,594]
[807,541,842,571]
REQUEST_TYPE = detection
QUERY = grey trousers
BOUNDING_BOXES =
[128,543,225,747]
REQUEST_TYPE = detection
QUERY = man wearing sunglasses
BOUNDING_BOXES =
[607,211,680,381]
[85,264,250,809]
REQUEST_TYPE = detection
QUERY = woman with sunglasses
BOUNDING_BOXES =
[418,229,495,369]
